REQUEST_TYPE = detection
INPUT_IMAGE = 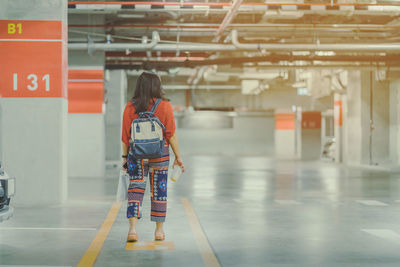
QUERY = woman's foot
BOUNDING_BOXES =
[127,231,138,242]
[155,222,165,241]
[128,217,138,242]
[154,231,165,241]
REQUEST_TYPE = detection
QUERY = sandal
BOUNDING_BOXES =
[127,233,138,242]
[155,233,165,241]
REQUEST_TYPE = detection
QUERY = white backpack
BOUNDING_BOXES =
[130,98,165,159]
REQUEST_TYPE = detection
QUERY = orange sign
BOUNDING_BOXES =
[0,20,65,98]
[302,111,321,129]
[0,20,62,40]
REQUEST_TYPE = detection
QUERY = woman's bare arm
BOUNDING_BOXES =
[169,132,185,172]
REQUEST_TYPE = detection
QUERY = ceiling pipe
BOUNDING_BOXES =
[231,29,400,52]
[68,31,160,51]
[68,1,400,7]
[106,64,400,71]
[69,42,237,51]
[69,30,400,52]
[163,85,241,90]
[68,23,400,30]
[213,0,243,42]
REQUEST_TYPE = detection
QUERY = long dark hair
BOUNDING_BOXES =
[132,71,169,114]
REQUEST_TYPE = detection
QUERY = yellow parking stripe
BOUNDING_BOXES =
[181,198,221,267]
[77,202,122,267]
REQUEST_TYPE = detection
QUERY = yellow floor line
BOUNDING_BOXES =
[181,198,221,267]
[77,201,122,267]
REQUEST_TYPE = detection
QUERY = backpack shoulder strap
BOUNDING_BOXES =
[150,98,162,114]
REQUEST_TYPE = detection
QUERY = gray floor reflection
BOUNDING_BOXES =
[1,156,400,266]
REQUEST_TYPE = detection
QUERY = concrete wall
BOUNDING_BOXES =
[68,114,105,177]
[178,115,275,157]
[68,51,105,68]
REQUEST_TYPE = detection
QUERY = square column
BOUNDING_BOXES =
[275,110,297,159]
[389,74,400,164]
[344,70,389,166]
[0,0,68,205]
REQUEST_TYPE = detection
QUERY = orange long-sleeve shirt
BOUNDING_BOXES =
[122,98,176,146]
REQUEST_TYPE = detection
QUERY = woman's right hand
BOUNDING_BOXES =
[173,157,185,173]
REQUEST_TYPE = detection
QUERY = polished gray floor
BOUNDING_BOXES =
[1,156,400,266]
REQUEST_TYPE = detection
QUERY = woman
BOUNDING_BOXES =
[121,71,185,242]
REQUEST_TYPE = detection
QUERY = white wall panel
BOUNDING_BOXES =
[68,114,105,177]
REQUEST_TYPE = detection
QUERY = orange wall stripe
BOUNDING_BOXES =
[69,69,104,80]
[275,113,295,130]
[68,69,104,114]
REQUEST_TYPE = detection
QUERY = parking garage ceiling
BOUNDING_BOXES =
[68,1,400,72]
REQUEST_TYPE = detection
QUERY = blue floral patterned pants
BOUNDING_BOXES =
[127,144,170,222]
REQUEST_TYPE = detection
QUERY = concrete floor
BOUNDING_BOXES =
[1,156,400,266]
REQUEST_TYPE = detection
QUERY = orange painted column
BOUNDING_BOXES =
[275,111,297,159]
[67,69,105,178]
[0,3,69,206]
[334,94,344,162]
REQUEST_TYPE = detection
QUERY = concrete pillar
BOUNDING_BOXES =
[105,70,127,164]
[67,69,105,178]
[68,50,106,178]
[344,70,389,166]
[275,110,297,159]
[0,0,68,205]
[301,111,322,160]
[345,71,370,165]
[371,73,390,165]
[389,73,400,165]
[334,93,344,163]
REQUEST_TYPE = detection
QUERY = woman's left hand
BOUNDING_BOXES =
[122,158,128,172]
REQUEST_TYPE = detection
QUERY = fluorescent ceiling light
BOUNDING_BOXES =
[315,51,336,56]
[292,81,307,88]
[117,14,146,18]
[292,51,310,56]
